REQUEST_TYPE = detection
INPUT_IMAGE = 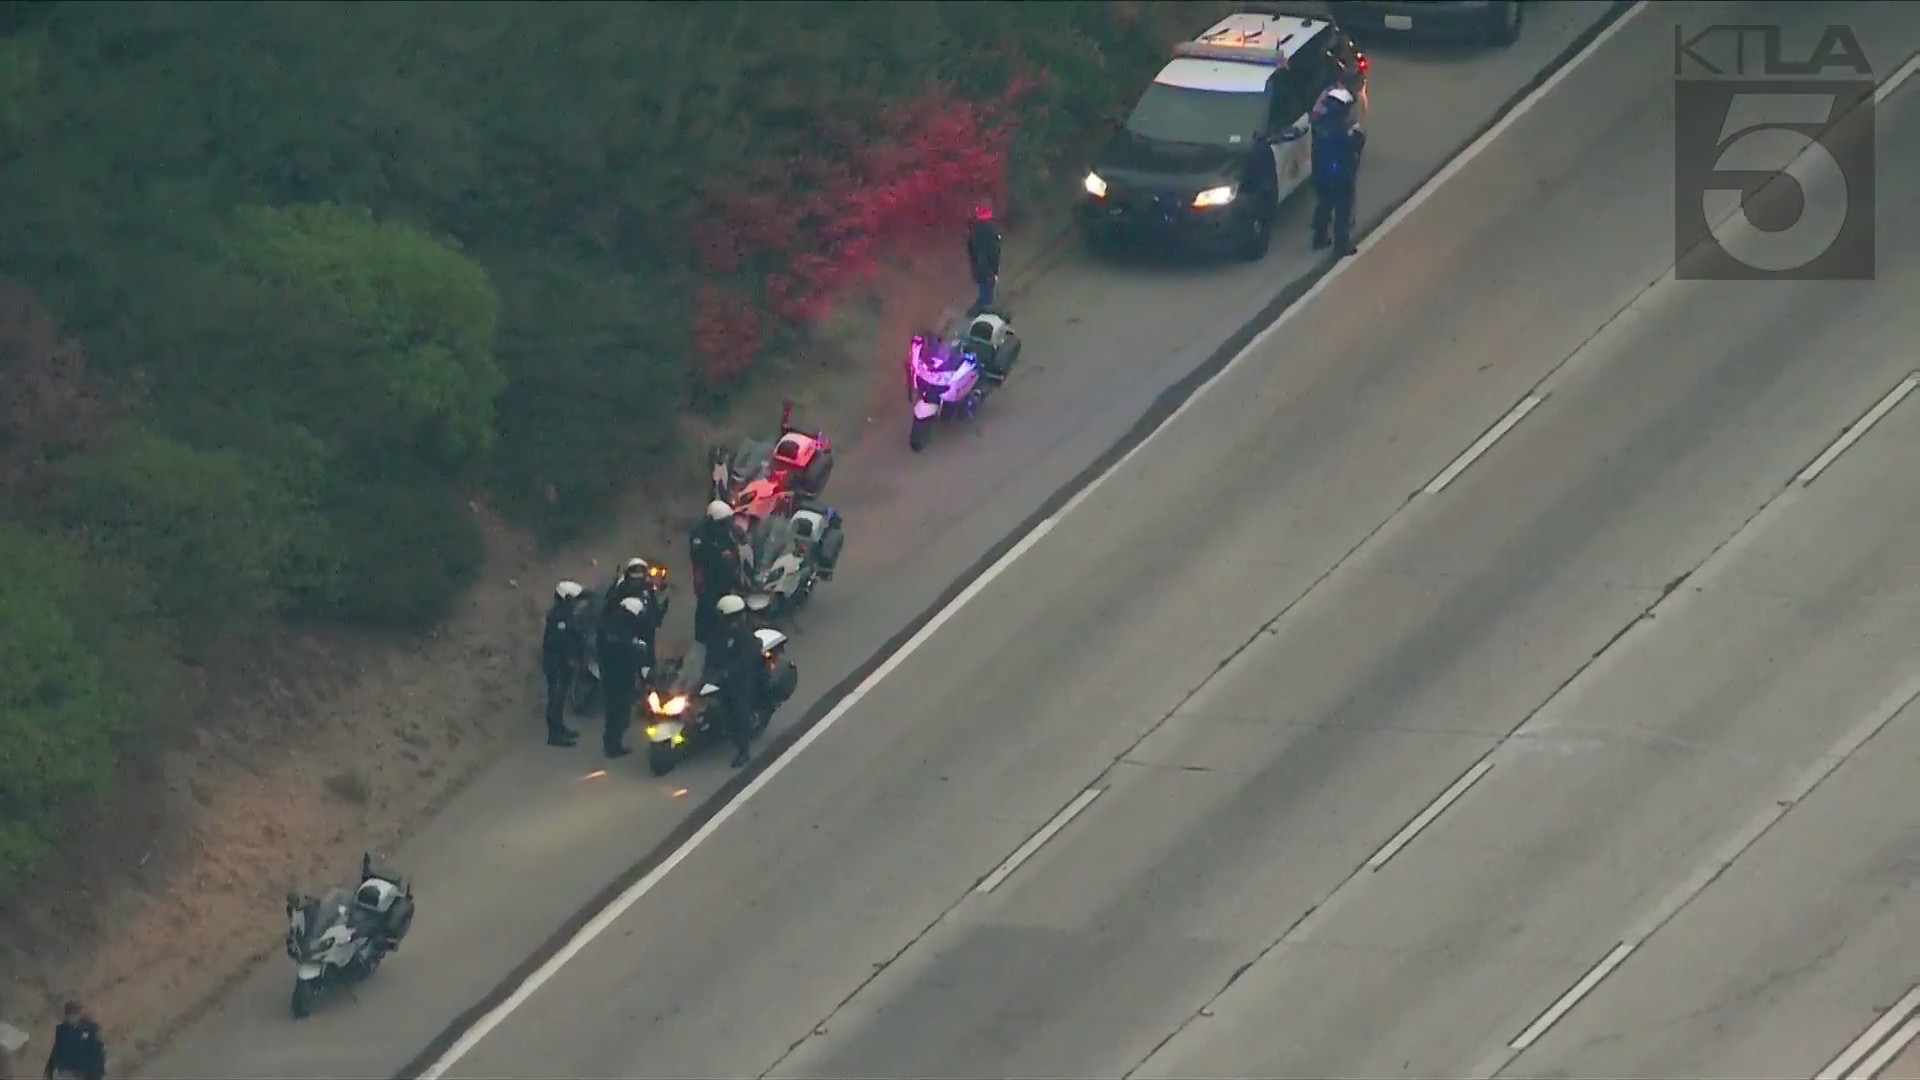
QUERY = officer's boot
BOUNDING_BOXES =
[545,677,579,746]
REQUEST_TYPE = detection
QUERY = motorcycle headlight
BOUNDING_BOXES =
[1192,185,1236,209]
[1084,171,1109,198]
[647,691,688,716]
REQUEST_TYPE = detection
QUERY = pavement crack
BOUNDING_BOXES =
[752,902,957,1079]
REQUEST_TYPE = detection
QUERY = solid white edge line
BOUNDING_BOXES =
[1424,394,1544,495]
[1797,373,1919,485]
[415,515,1060,1080]
[1852,1016,1920,1080]
[1875,52,1920,104]
[1364,757,1494,871]
[1507,942,1635,1051]
[415,7,1651,1076]
[1818,985,1920,1080]
[974,787,1104,894]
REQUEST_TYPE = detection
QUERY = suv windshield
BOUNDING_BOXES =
[1125,82,1270,147]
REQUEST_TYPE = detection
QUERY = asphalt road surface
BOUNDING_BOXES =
[137,4,1635,1078]
[418,4,1920,1080]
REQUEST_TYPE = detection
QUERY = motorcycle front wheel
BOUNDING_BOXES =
[290,979,314,1020]
[647,741,677,777]
[909,416,934,452]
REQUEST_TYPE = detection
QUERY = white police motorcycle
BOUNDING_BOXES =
[905,307,1022,452]
[283,853,414,1019]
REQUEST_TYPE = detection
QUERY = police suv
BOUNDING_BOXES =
[1078,8,1368,261]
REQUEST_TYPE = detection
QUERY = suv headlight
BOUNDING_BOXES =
[1192,185,1236,209]
[1084,172,1109,198]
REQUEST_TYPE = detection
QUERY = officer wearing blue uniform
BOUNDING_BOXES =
[1284,85,1365,256]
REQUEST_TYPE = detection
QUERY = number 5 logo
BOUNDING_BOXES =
[1673,79,1875,281]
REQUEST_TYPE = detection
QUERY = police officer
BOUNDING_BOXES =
[689,501,742,646]
[44,1001,86,1080]
[596,595,649,758]
[604,557,665,651]
[540,580,586,747]
[708,593,758,769]
[967,200,1002,314]
[1306,86,1365,256]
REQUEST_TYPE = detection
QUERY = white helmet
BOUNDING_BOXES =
[554,580,584,601]
[715,594,746,617]
[1326,85,1355,106]
[619,597,645,617]
[623,557,649,578]
[706,500,734,522]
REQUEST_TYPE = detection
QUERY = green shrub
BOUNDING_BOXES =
[0,527,119,895]
[219,202,506,470]
[58,424,304,624]
[303,473,486,632]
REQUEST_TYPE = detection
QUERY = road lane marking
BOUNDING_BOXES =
[974,787,1104,894]
[1819,985,1920,1080]
[417,7,1652,1076]
[1475,672,1920,1076]
[1423,395,1544,495]
[1796,373,1918,486]
[1853,1017,1920,1080]
[1365,757,1494,870]
[1508,941,1635,1051]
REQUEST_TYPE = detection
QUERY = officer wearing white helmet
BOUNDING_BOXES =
[539,580,588,747]
[708,593,757,768]
[603,555,665,648]
[690,501,745,647]
[1280,82,1365,255]
[594,590,652,759]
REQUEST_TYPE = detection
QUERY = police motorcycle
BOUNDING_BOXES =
[710,399,835,505]
[283,853,415,1019]
[641,631,799,777]
[741,504,845,621]
[905,306,1022,452]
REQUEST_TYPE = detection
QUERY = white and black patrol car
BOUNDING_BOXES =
[1078,7,1368,261]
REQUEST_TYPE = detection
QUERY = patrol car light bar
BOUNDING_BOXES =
[1172,41,1288,66]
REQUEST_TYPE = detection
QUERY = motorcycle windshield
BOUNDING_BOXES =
[728,439,772,485]
[747,516,797,582]
[937,342,971,372]
[297,889,355,958]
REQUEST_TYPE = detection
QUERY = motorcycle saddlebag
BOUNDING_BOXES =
[814,525,846,570]
[762,658,799,705]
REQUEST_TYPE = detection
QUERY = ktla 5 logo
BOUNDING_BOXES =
[1672,23,1876,281]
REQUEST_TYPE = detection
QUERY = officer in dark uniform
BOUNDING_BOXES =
[967,200,1002,314]
[707,593,759,769]
[1306,86,1365,256]
[540,580,586,747]
[689,501,743,647]
[603,557,666,654]
[595,596,649,758]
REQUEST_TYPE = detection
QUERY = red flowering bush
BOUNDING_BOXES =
[688,73,1043,386]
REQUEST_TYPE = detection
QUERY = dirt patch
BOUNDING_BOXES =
[0,219,1070,1079]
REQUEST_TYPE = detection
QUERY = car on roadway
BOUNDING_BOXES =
[1328,0,1526,47]
[1078,7,1369,262]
